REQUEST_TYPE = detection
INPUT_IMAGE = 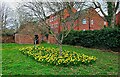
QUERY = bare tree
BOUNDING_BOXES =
[93,0,120,27]
[17,3,36,25]
[18,1,85,56]
[0,2,10,33]
[17,1,48,47]
[0,2,19,35]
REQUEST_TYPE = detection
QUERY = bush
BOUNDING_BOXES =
[63,28,120,51]
[19,46,97,66]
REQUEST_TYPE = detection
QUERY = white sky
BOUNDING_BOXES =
[1,0,119,16]
[0,0,21,10]
[0,0,22,2]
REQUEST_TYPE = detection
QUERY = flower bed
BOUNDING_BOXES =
[19,46,97,66]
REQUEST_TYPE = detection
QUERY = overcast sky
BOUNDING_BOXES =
[1,0,119,29]
[1,0,120,16]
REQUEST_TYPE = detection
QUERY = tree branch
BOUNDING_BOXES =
[93,2,107,17]
[115,0,119,13]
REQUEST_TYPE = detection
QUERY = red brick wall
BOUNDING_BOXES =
[15,34,43,44]
[116,12,120,25]
[48,8,106,34]
[41,35,47,42]
[72,8,105,31]
[48,35,57,44]
[15,34,33,44]
[46,8,107,44]
[15,34,48,44]
[1,35,15,43]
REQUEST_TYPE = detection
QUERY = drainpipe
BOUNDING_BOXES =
[88,17,90,30]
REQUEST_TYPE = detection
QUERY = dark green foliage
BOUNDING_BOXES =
[1,33,14,36]
[63,28,120,52]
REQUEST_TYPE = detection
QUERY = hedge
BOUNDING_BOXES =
[63,27,120,52]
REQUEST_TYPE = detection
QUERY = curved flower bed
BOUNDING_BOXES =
[19,46,97,66]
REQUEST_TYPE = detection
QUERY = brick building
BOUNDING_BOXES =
[15,22,47,44]
[116,11,120,25]
[73,7,108,30]
[47,7,108,32]
[46,7,77,44]
[15,7,119,44]
[46,7,108,44]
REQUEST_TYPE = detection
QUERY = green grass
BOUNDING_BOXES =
[1,43,119,75]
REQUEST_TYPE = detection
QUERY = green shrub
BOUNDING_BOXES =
[63,28,120,51]
[19,46,97,66]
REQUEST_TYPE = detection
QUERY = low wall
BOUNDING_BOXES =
[15,34,34,44]
[1,34,58,44]
[1,35,15,43]
[15,34,47,44]
[48,35,57,44]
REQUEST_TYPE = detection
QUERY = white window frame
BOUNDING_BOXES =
[104,21,107,25]
[91,20,94,25]
[82,19,86,24]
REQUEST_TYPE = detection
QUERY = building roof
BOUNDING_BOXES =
[46,7,77,19]
[116,11,120,15]
[16,22,42,35]
[62,7,105,21]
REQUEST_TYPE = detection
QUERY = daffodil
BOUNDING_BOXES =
[19,46,97,66]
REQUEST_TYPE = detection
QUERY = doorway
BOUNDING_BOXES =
[34,35,39,44]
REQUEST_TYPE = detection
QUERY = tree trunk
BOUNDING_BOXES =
[111,2,116,28]
[107,2,116,28]
[34,40,36,49]
[111,12,116,28]
[59,43,62,56]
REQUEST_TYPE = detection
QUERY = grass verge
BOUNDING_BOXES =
[2,43,119,75]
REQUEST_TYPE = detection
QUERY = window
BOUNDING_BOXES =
[83,29,86,31]
[104,21,106,25]
[82,19,86,24]
[91,20,94,25]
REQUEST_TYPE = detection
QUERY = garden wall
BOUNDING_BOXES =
[48,35,57,44]
[1,35,15,43]
[15,34,47,44]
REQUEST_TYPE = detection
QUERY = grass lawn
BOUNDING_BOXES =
[1,43,119,75]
